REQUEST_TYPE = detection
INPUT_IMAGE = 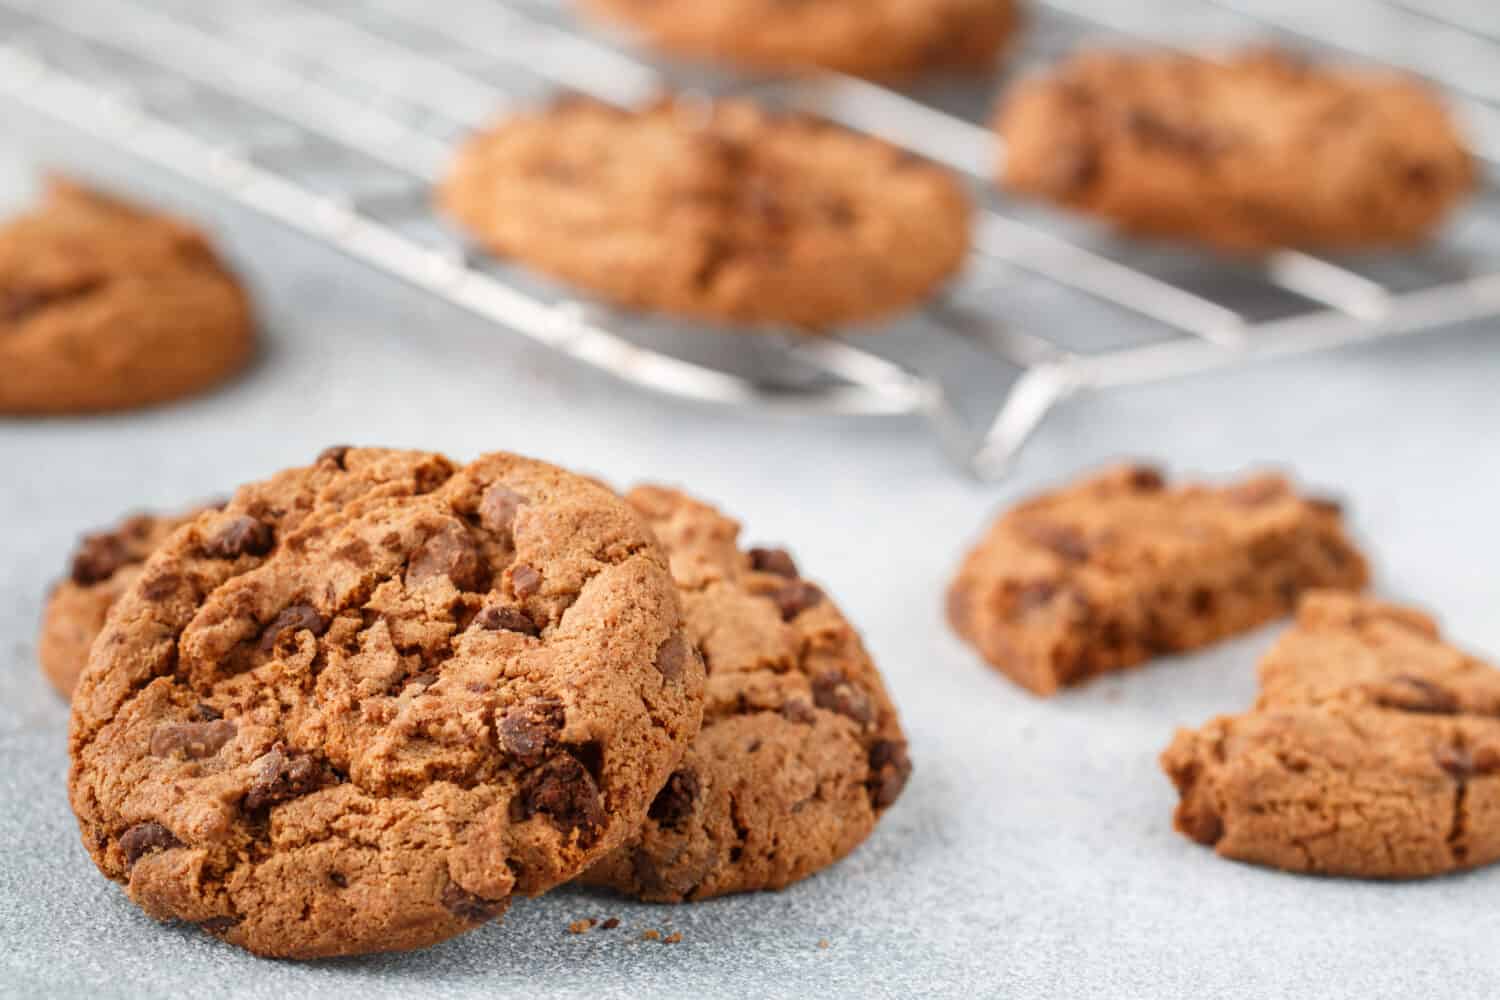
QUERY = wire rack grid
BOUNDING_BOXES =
[0,0,1496,479]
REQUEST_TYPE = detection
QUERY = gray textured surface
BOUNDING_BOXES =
[4,98,1500,1000]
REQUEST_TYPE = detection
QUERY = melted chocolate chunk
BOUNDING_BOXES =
[203,516,274,559]
[119,822,182,867]
[243,746,330,811]
[647,769,700,830]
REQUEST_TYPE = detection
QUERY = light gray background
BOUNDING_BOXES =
[3,96,1500,1000]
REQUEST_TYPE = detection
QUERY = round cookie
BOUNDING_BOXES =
[0,177,255,414]
[997,49,1475,252]
[39,506,213,699]
[1163,593,1500,879]
[439,95,972,331]
[69,448,704,958]
[582,0,1020,81]
[579,486,911,902]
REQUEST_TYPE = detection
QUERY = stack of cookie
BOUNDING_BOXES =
[51,448,911,958]
[948,463,1500,881]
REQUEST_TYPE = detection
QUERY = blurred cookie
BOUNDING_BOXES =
[583,0,1020,81]
[69,448,703,958]
[1163,593,1500,878]
[39,505,212,698]
[0,178,254,414]
[580,486,910,902]
[440,95,971,331]
[997,49,1475,251]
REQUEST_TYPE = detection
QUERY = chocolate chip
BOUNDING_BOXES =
[475,604,538,636]
[781,700,816,725]
[812,671,875,726]
[198,916,241,936]
[1436,745,1476,778]
[749,547,799,578]
[653,634,689,682]
[317,445,352,469]
[139,572,182,601]
[70,532,130,585]
[328,872,348,888]
[511,563,542,599]
[243,745,329,811]
[499,698,565,766]
[601,917,621,930]
[405,524,485,591]
[257,604,328,653]
[1190,588,1217,616]
[512,754,605,842]
[441,882,505,923]
[867,740,912,810]
[204,516,274,559]
[1018,521,1091,562]
[647,769,700,830]
[191,702,221,722]
[1380,675,1460,715]
[1048,143,1100,195]
[119,822,181,866]
[1014,580,1060,616]
[479,484,527,535]
[773,580,823,621]
[149,719,237,759]
[1126,464,1167,491]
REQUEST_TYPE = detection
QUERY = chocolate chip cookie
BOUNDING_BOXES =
[582,0,1020,81]
[69,448,704,958]
[579,486,910,902]
[947,464,1370,695]
[1163,592,1500,879]
[39,506,214,699]
[996,49,1475,251]
[440,95,972,331]
[0,177,255,414]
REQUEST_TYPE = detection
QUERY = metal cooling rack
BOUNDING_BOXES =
[1,0,1497,478]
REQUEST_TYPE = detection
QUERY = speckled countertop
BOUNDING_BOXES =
[4,54,1500,1000]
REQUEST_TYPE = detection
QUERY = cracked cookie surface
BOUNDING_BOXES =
[439,95,971,331]
[0,177,254,414]
[997,49,1475,252]
[947,464,1369,695]
[582,0,1020,81]
[1162,593,1500,878]
[579,486,910,902]
[40,506,214,699]
[68,448,703,958]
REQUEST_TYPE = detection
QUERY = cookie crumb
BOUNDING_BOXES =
[601,917,620,930]
[664,932,683,944]
[818,939,830,950]
[641,930,661,941]
[568,918,597,935]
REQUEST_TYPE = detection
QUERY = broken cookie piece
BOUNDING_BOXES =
[1162,592,1500,878]
[947,463,1369,695]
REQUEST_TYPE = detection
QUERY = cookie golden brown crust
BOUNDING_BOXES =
[1163,593,1500,879]
[439,95,972,331]
[947,464,1370,695]
[583,0,1020,81]
[579,486,910,902]
[996,49,1475,252]
[0,178,255,414]
[39,507,212,699]
[68,448,704,958]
